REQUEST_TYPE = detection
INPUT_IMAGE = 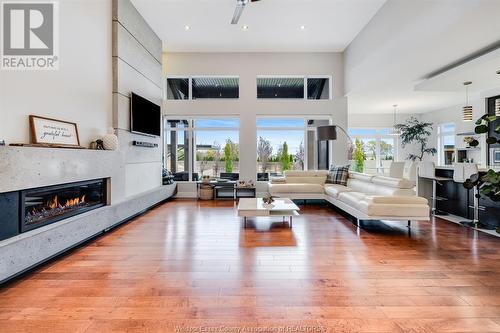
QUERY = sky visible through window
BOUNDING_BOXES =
[194,118,240,147]
[196,131,239,146]
[257,118,305,155]
[193,119,305,154]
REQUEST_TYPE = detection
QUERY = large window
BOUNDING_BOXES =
[256,117,330,179]
[257,76,331,100]
[438,123,455,166]
[164,118,239,181]
[166,76,239,100]
[348,128,396,175]
[194,119,239,178]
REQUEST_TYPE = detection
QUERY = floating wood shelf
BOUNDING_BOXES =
[9,143,87,149]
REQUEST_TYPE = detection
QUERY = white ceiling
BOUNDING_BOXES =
[131,0,386,52]
[344,0,500,114]
[415,47,500,93]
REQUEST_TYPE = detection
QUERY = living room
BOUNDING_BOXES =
[1,1,500,332]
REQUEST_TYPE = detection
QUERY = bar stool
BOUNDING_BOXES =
[454,163,485,229]
[418,161,452,215]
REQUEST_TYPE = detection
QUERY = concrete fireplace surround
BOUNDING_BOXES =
[0,147,176,283]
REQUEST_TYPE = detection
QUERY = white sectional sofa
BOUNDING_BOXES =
[268,170,430,225]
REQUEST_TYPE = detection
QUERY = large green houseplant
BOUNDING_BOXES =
[395,117,437,161]
[353,138,365,173]
[462,114,500,233]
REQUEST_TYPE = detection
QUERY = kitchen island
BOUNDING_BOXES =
[418,165,500,233]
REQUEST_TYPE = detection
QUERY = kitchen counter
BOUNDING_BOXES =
[435,165,500,172]
[418,166,500,229]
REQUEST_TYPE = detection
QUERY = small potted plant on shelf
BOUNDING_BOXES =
[463,136,475,148]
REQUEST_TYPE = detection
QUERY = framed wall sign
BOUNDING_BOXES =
[29,115,81,147]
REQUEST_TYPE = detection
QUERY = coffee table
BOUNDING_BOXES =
[237,198,300,229]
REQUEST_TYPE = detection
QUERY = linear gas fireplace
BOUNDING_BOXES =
[20,179,107,232]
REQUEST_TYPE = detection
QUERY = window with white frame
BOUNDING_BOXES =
[256,117,331,180]
[164,118,240,181]
[348,128,397,175]
[166,76,240,100]
[256,76,332,100]
[438,123,455,166]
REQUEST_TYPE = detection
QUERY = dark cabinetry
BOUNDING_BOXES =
[435,169,499,229]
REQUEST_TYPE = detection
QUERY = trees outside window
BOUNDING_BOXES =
[348,128,397,175]
[164,118,239,181]
[279,142,292,172]
[257,137,273,172]
[353,139,366,173]
[224,139,236,173]
[256,118,330,176]
[294,142,305,170]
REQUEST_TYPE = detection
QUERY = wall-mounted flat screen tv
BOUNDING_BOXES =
[130,92,161,137]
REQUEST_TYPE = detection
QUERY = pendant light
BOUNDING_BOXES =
[389,104,401,136]
[462,81,473,122]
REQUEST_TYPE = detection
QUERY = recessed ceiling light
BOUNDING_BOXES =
[242,25,249,30]
[184,25,191,30]
[300,25,306,30]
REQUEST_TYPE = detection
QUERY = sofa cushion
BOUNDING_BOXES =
[285,170,328,178]
[285,176,327,185]
[268,183,325,194]
[337,192,368,208]
[347,178,415,196]
[326,165,350,186]
[348,172,374,182]
[270,176,286,184]
[364,203,429,218]
[337,192,429,217]
[371,196,428,205]
[371,176,415,189]
[324,184,353,198]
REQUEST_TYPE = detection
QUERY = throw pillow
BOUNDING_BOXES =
[326,165,350,186]
[270,176,286,184]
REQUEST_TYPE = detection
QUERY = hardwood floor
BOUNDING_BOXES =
[1,199,500,333]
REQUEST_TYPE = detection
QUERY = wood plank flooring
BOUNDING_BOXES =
[1,199,500,332]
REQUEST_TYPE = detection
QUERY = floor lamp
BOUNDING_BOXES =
[316,125,354,166]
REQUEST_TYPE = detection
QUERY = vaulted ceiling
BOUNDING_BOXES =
[131,0,386,52]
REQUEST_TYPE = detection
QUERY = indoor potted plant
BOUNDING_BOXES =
[395,117,437,161]
[462,114,500,233]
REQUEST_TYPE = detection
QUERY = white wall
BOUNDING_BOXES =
[112,0,164,198]
[164,52,348,196]
[343,0,500,115]
[0,0,112,147]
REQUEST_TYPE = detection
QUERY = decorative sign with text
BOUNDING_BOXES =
[29,115,80,146]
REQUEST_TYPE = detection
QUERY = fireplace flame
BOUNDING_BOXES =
[64,195,86,207]
[48,196,58,209]
[46,195,86,210]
